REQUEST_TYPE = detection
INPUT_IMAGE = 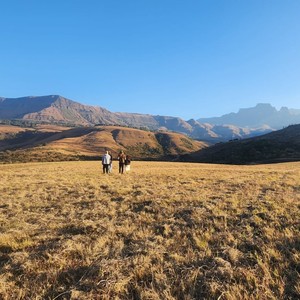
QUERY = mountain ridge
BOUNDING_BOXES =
[1,95,299,142]
[198,103,300,129]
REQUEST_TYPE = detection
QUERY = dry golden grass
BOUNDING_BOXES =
[0,125,31,134]
[57,126,205,157]
[0,124,69,136]
[0,161,299,299]
[0,125,207,161]
[35,125,72,133]
[0,125,33,140]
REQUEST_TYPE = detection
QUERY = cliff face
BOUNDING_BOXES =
[0,95,123,125]
[0,95,57,119]
[198,103,300,129]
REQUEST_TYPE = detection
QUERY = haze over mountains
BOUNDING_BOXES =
[1,95,300,142]
[198,103,300,129]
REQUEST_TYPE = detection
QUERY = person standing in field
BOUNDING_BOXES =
[102,150,111,174]
[118,150,126,174]
[125,155,131,172]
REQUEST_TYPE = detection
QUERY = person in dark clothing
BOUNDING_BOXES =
[118,150,126,174]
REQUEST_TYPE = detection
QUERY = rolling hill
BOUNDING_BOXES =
[180,124,300,164]
[0,125,208,163]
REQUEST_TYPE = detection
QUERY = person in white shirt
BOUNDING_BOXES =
[102,150,111,174]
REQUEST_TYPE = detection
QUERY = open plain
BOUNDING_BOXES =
[0,161,299,299]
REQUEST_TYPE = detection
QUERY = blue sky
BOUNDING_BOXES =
[0,0,300,119]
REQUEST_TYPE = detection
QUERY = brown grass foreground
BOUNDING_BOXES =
[0,161,299,300]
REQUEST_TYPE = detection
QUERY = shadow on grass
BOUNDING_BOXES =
[276,236,300,299]
[58,224,95,236]
[43,265,100,299]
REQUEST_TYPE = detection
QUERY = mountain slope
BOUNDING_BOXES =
[0,96,56,119]
[0,95,124,126]
[181,124,300,164]
[0,125,208,163]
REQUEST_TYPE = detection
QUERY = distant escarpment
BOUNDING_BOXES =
[198,103,300,129]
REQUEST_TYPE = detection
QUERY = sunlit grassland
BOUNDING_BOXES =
[0,161,299,299]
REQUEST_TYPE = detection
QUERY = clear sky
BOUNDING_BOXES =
[0,0,300,119]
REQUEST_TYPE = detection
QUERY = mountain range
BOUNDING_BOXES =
[2,95,299,142]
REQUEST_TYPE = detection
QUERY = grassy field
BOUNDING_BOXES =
[0,161,299,299]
